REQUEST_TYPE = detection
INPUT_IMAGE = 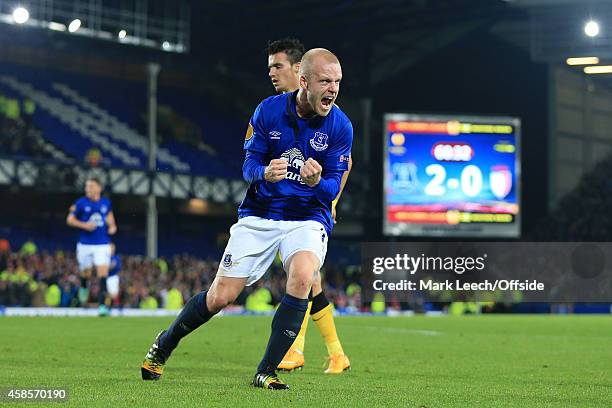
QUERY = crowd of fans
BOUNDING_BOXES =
[529,153,612,241]
[0,238,363,311]
[0,93,49,159]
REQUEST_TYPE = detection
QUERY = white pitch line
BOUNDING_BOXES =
[343,324,441,336]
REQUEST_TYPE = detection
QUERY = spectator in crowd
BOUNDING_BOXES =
[85,148,102,167]
[0,244,362,311]
[0,238,10,271]
[0,92,51,160]
[245,280,274,313]
[20,239,37,256]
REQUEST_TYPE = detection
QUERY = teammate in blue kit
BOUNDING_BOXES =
[66,177,117,316]
[141,48,352,390]
[107,243,121,306]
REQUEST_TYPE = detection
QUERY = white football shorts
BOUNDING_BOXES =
[106,274,120,297]
[76,243,111,271]
[217,216,328,286]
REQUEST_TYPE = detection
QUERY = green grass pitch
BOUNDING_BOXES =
[1,315,611,407]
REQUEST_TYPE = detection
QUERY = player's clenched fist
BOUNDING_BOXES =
[264,158,288,183]
[83,221,97,232]
[300,158,322,187]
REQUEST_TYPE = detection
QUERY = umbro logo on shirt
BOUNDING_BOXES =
[269,130,282,139]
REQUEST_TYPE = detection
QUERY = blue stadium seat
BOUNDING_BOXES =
[0,62,243,178]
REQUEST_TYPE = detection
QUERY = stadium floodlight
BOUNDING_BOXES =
[566,57,600,66]
[0,3,189,53]
[584,20,600,37]
[68,19,81,33]
[12,7,29,24]
[584,65,612,74]
[48,21,66,31]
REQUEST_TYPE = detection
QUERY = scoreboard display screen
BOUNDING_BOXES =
[383,114,520,237]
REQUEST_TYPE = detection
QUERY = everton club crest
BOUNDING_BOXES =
[310,132,329,151]
[222,253,232,268]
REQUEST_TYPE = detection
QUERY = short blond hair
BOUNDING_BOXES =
[299,48,340,78]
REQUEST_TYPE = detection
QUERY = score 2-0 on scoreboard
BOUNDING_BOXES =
[383,114,520,237]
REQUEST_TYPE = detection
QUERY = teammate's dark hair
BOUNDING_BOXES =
[267,38,305,65]
[87,177,103,188]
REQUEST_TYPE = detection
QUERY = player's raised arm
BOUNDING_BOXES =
[300,158,343,202]
[242,101,277,184]
[332,154,353,223]
[106,211,117,235]
[66,204,96,232]
[243,152,288,184]
[311,120,353,204]
[265,159,288,183]
[300,158,323,187]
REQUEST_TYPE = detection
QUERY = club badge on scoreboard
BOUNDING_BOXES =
[490,165,512,200]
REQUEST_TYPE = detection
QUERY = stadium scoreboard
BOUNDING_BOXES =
[383,113,521,238]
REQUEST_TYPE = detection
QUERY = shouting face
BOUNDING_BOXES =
[299,53,342,117]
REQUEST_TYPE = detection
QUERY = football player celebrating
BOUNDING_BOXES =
[268,37,352,374]
[142,48,352,389]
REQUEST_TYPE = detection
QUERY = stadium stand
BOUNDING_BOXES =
[0,90,71,162]
[529,153,612,241]
[0,61,244,178]
[0,246,360,311]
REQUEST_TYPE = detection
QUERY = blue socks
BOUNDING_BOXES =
[257,294,309,374]
[156,289,308,375]
[98,277,107,305]
[159,290,215,358]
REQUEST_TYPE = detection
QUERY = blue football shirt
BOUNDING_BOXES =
[238,91,353,234]
[109,254,121,277]
[71,196,112,245]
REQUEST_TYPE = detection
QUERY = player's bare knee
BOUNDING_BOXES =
[286,252,320,275]
[97,265,109,278]
[311,275,323,295]
[207,277,244,312]
[286,268,315,298]
[206,291,233,313]
[289,275,311,289]
[286,281,310,299]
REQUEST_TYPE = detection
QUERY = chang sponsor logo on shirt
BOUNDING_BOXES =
[280,148,305,184]
[88,213,104,227]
